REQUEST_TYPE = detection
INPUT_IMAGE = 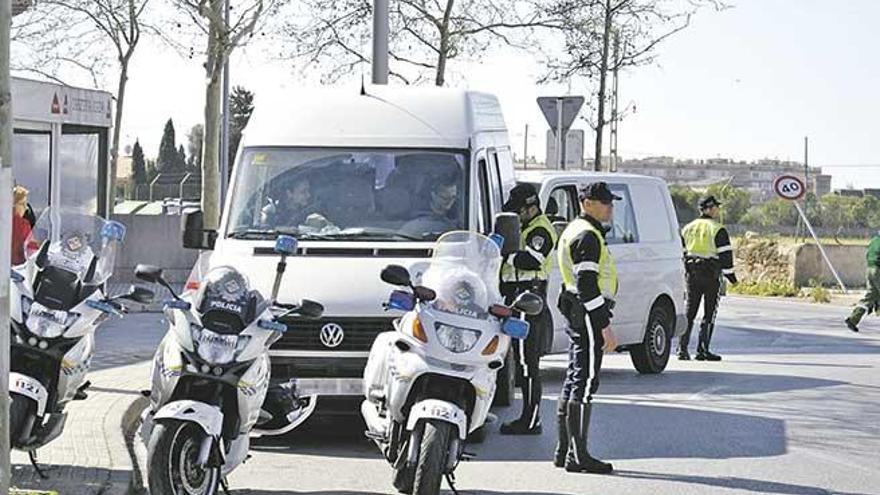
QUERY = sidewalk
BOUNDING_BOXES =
[10,362,152,495]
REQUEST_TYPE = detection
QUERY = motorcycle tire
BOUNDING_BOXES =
[392,464,415,494]
[412,420,453,495]
[9,392,36,447]
[147,419,221,495]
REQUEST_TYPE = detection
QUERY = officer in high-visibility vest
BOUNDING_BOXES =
[679,195,737,361]
[845,231,880,332]
[499,183,557,435]
[554,182,619,474]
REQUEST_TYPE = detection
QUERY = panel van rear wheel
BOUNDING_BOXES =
[630,302,673,374]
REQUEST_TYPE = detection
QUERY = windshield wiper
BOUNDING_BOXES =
[227,228,301,240]
[317,228,424,242]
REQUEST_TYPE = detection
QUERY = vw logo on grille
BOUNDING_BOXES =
[319,323,345,348]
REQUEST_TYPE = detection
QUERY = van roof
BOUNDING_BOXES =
[516,169,666,186]
[241,86,507,150]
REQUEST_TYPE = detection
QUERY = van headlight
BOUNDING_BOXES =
[190,324,251,365]
[26,301,78,339]
[435,324,481,354]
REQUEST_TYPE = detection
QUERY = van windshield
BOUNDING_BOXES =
[226,148,469,242]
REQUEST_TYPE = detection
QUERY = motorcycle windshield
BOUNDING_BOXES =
[420,231,502,320]
[25,207,123,286]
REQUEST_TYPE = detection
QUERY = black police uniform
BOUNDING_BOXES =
[499,184,556,435]
[554,182,617,474]
[679,196,737,361]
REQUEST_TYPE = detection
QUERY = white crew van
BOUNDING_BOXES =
[516,170,687,373]
[181,86,524,407]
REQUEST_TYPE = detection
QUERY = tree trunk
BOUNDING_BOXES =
[435,42,448,86]
[593,0,613,172]
[201,2,223,230]
[110,59,129,211]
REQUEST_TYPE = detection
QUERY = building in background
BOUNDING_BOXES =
[617,157,830,201]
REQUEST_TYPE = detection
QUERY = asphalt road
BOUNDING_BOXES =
[97,297,880,494]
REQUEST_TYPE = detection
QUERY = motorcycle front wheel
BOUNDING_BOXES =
[412,420,453,495]
[9,392,36,447]
[147,420,221,495]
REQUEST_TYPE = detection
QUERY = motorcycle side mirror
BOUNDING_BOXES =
[381,264,412,287]
[136,264,184,301]
[119,285,155,305]
[35,240,50,269]
[280,299,325,320]
[135,264,164,284]
[513,292,543,316]
[493,213,521,257]
[296,299,324,319]
[413,286,436,302]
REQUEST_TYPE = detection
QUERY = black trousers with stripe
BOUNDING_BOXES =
[683,271,722,352]
[558,291,605,403]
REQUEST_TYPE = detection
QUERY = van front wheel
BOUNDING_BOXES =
[630,303,673,374]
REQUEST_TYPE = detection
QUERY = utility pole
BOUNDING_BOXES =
[1,0,15,491]
[609,31,620,173]
[372,0,389,84]
[219,0,230,204]
[523,123,528,169]
[555,98,564,170]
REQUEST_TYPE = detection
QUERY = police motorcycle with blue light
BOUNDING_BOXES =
[7,207,153,476]
[137,235,324,495]
[362,220,544,495]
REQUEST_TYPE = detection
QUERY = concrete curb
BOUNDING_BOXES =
[123,396,150,495]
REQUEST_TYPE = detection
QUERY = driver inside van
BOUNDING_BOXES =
[400,174,459,237]
[260,177,333,230]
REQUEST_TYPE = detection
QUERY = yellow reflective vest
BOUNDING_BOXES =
[558,218,618,298]
[682,217,724,258]
[501,214,557,282]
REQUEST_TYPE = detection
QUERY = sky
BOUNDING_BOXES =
[19,0,879,190]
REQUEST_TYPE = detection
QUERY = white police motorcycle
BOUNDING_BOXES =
[137,236,323,495]
[362,230,543,495]
[8,207,154,475]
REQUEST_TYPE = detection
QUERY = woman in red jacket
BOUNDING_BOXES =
[11,185,32,266]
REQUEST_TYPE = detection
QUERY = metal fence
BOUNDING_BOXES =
[120,173,201,202]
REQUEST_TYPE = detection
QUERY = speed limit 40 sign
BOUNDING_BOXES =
[773,175,807,201]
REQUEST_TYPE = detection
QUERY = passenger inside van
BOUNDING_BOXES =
[228,149,466,241]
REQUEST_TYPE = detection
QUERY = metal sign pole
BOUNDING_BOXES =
[555,98,563,170]
[794,201,847,293]
[1,0,14,488]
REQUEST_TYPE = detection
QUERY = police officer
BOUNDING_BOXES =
[499,183,557,435]
[554,182,619,474]
[679,195,737,361]
[845,230,880,332]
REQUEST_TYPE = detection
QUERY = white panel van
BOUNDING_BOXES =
[516,170,687,373]
[181,87,523,407]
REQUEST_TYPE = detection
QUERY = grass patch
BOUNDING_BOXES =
[804,279,832,303]
[11,490,59,495]
[729,281,800,297]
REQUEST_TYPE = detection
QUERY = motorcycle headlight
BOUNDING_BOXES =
[190,324,251,365]
[435,324,481,354]
[26,301,78,339]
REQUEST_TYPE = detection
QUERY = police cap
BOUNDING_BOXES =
[578,182,622,203]
[699,195,722,210]
[503,183,541,212]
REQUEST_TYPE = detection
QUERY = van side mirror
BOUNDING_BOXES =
[381,265,412,287]
[493,213,521,257]
[135,264,164,284]
[296,299,324,319]
[182,208,217,251]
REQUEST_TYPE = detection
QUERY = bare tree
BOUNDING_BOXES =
[12,0,152,203]
[541,0,727,170]
[287,0,562,86]
[169,0,278,229]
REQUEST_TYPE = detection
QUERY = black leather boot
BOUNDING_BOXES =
[678,320,693,360]
[501,377,542,435]
[553,396,568,468]
[695,324,722,361]
[564,401,613,474]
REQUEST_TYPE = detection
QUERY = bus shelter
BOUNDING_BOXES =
[11,76,113,217]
